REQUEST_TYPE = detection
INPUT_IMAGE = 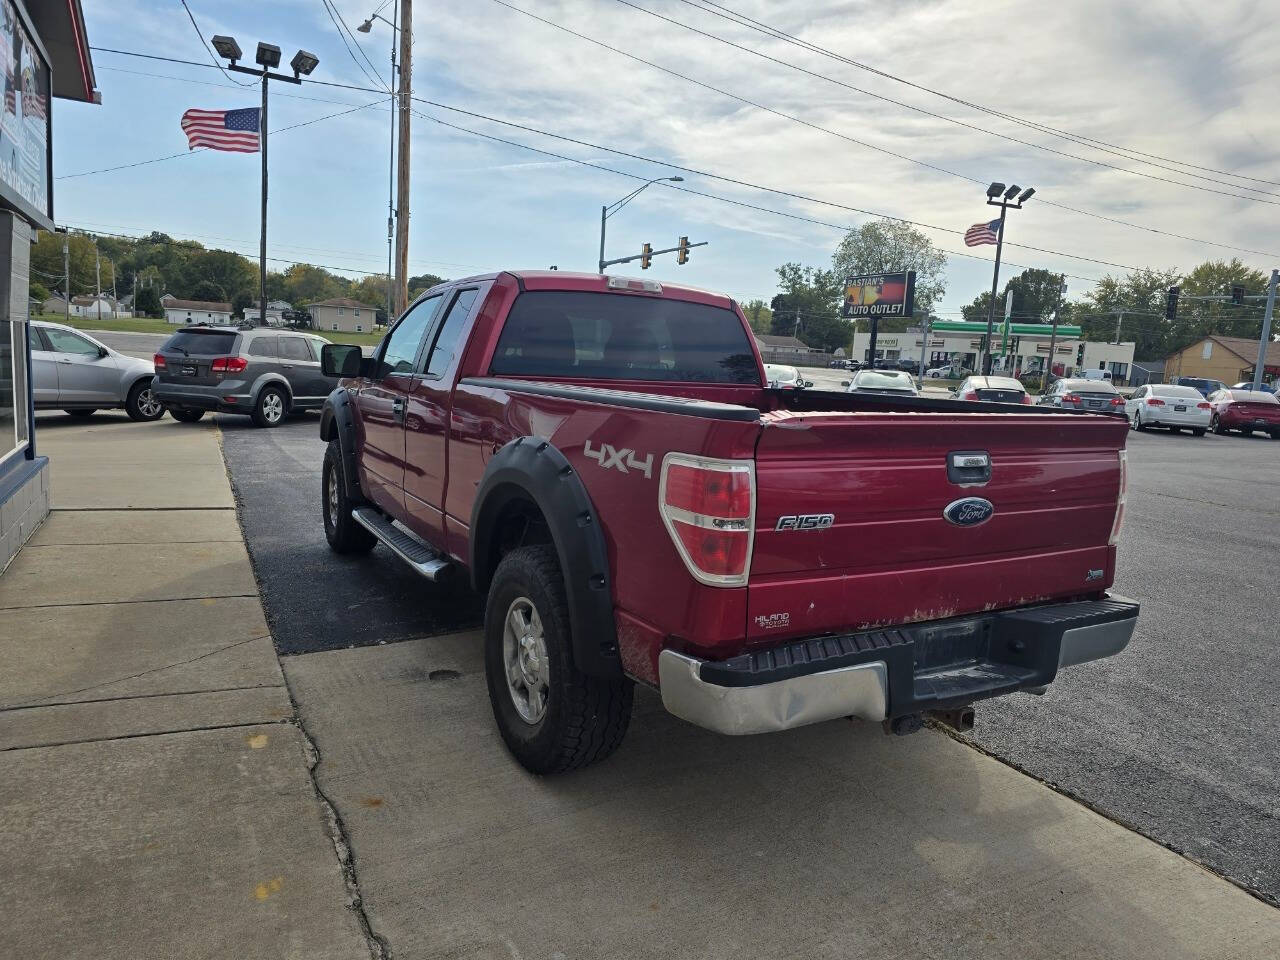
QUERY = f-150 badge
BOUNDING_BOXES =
[943,497,994,527]
[775,514,835,531]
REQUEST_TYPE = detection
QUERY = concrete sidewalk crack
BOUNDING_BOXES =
[0,593,259,611]
[0,718,291,752]
[0,683,286,713]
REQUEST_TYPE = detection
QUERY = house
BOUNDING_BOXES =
[1165,335,1280,386]
[242,299,293,326]
[308,298,379,333]
[40,293,67,315]
[44,294,120,319]
[163,297,234,325]
[754,333,815,357]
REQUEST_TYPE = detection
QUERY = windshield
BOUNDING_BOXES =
[764,364,799,383]
[1061,379,1117,394]
[979,377,1023,390]
[161,330,238,356]
[490,291,759,384]
[854,370,914,389]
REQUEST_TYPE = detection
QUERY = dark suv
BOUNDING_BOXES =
[153,325,342,427]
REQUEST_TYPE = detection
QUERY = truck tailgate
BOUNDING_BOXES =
[747,409,1127,642]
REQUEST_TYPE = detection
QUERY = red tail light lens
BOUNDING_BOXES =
[153,353,166,368]
[1197,402,1211,410]
[962,390,978,401]
[1062,393,1081,403]
[211,356,248,373]
[1145,397,1164,406]
[1109,449,1127,546]
[659,454,754,587]
[1020,394,1033,404]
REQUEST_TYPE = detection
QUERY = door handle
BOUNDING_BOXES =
[281,364,294,369]
[392,398,406,422]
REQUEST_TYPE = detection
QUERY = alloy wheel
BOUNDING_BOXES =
[502,596,549,724]
[137,387,162,419]
[262,392,284,423]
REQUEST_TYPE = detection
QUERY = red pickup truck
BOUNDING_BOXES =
[319,271,1138,774]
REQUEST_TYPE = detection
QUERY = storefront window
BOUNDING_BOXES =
[1,318,29,461]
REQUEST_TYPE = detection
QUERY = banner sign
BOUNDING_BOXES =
[0,0,52,229]
[841,271,915,318]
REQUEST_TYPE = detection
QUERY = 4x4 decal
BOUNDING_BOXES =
[584,440,654,479]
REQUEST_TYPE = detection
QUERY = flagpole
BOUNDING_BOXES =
[259,73,268,328]
[982,207,1006,376]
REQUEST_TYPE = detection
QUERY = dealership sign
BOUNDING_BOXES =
[841,271,915,318]
[0,0,52,229]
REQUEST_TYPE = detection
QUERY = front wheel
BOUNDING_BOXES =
[322,440,376,554]
[1210,414,1223,434]
[1192,428,1206,437]
[125,379,165,422]
[1132,411,1146,431]
[171,408,205,423]
[252,386,288,428]
[484,544,633,775]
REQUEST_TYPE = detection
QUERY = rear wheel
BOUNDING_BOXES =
[484,544,633,775]
[252,386,287,428]
[1192,428,1206,437]
[171,408,205,423]
[1210,414,1224,435]
[125,379,165,422]
[64,409,96,418]
[322,440,376,554]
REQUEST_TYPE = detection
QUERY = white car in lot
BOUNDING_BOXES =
[1124,383,1211,435]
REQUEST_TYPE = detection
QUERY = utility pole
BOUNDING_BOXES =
[1044,281,1065,387]
[794,307,801,338]
[133,273,137,319]
[94,241,101,324]
[916,316,930,381]
[1253,269,1278,390]
[62,233,70,322]
[1113,309,1123,344]
[259,72,268,328]
[110,259,117,312]
[394,0,412,315]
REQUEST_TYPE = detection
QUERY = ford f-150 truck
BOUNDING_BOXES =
[318,271,1138,774]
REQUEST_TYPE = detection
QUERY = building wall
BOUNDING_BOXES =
[164,307,233,325]
[1165,340,1253,383]
[312,304,374,333]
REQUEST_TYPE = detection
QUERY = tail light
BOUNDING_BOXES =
[1108,449,1127,546]
[1197,402,1211,410]
[1145,397,1165,406]
[659,453,755,587]
[153,353,166,368]
[1020,394,1033,404]
[1063,393,1081,403]
[211,356,248,373]
[1110,396,1125,407]
[962,390,978,400]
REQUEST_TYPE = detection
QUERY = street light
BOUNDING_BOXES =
[598,176,683,273]
[357,9,403,324]
[980,180,1035,375]
[212,36,318,329]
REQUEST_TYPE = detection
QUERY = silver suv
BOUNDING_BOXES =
[153,325,342,427]
[29,320,164,421]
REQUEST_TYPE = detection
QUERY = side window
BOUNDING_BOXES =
[247,336,278,358]
[378,295,442,377]
[43,328,101,356]
[279,336,312,362]
[424,289,479,378]
[1132,386,1145,399]
[28,326,48,351]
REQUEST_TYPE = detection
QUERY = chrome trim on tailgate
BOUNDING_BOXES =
[658,650,887,735]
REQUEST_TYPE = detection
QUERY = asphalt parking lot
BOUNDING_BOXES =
[218,409,1280,915]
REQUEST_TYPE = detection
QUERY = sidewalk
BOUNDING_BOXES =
[0,413,368,960]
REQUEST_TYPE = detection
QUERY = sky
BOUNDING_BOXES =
[50,0,1280,316]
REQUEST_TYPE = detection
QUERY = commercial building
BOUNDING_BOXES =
[308,297,379,333]
[1165,335,1279,386]
[0,0,98,570]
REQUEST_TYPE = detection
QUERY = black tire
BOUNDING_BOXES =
[252,385,288,428]
[1192,428,1206,437]
[484,544,633,775]
[322,440,376,554]
[1210,414,1223,435]
[1132,411,1147,431]
[64,408,96,417]
[171,408,205,423]
[125,378,165,422]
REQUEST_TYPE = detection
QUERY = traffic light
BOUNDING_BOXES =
[1165,285,1179,321]
[1231,284,1245,305]
[677,236,690,265]
[640,242,652,270]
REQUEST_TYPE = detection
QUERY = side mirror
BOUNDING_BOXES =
[97,346,109,358]
[840,380,851,387]
[321,342,365,378]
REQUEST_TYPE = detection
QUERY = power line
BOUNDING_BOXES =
[178,0,254,87]
[95,64,372,106]
[683,0,1280,191]
[608,0,1280,206]
[488,0,1280,261]
[319,0,391,92]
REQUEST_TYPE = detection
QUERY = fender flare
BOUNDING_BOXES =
[470,437,621,678]
[319,387,364,503]
[252,373,293,409]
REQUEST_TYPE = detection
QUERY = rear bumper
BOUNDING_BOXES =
[153,381,251,412]
[658,594,1138,735]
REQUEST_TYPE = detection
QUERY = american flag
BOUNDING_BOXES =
[964,219,1001,246]
[180,107,261,153]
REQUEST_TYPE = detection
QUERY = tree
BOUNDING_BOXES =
[407,272,447,302]
[1081,267,1182,361]
[1176,259,1270,344]
[279,263,345,305]
[771,263,848,351]
[831,219,947,318]
[135,286,162,318]
[29,281,50,303]
[741,299,772,334]
[189,279,227,303]
[962,268,1066,325]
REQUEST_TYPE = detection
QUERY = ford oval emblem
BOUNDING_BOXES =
[944,497,994,527]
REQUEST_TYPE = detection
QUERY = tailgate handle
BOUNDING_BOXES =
[948,451,991,486]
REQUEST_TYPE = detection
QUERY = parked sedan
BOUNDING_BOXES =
[843,369,919,396]
[29,321,164,421]
[953,375,1031,404]
[1124,383,1210,435]
[1206,388,1280,438]
[1038,377,1127,413]
[763,363,811,390]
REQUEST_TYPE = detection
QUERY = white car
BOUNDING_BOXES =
[844,369,919,396]
[29,321,165,421]
[764,363,809,390]
[1124,383,1210,435]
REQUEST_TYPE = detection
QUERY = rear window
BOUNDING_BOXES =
[1061,379,1116,394]
[854,371,913,389]
[1151,384,1202,399]
[981,377,1023,390]
[1229,390,1278,403]
[162,330,237,355]
[490,291,759,384]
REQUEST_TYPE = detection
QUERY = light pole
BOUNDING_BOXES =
[598,177,683,273]
[211,36,319,329]
[359,10,400,324]
[981,181,1035,375]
